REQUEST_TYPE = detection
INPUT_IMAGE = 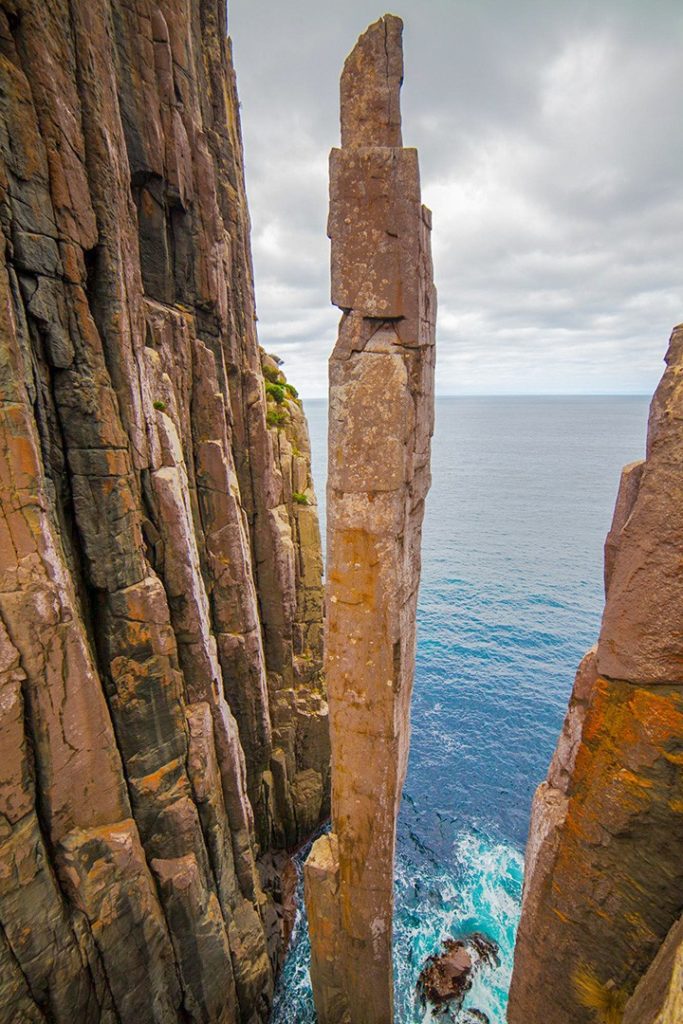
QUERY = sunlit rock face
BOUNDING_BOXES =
[304,14,436,1024]
[508,324,683,1024]
[0,1,327,1020]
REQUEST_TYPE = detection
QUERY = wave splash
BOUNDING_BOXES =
[270,825,523,1023]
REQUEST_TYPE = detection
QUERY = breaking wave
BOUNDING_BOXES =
[270,820,522,1024]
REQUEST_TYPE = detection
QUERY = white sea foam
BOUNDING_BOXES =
[270,826,523,1023]
[393,829,523,1024]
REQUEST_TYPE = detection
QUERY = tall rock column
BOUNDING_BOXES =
[304,15,436,1024]
[508,323,683,1022]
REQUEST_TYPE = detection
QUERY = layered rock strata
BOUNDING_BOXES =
[304,15,436,1024]
[509,325,683,1023]
[0,1,328,1021]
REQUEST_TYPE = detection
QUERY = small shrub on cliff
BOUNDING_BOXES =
[266,381,286,404]
[266,408,288,429]
[153,399,166,411]
[573,965,628,1024]
[263,363,282,384]
[283,382,298,399]
[292,491,309,505]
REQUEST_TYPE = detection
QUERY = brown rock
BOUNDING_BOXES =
[340,15,403,149]
[418,941,473,1007]
[417,934,499,1014]
[305,15,435,1024]
[622,913,683,1024]
[152,855,239,1024]
[57,821,182,1023]
[598,325,683,682]
[509,324,683,1022]
[0,0,327,1020]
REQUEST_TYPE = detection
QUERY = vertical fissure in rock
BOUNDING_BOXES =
[0,0,331,1019]
[0,915,45,1019]
[304,14,436,1024]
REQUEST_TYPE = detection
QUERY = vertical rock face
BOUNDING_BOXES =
[622,912,683,1024]
[0,1,328,1021]
[509,325,683,1023]
[304,15,436,1024]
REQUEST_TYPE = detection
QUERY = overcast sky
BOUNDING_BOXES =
[229,1,683,398]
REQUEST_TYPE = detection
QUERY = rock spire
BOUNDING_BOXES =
[304,14,436,1024]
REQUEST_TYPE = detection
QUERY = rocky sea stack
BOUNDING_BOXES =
[1,3,682,1024]
[304,14,435,1024]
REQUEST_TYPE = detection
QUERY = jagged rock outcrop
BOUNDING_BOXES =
[0,1,328,1021]
[304,15,436,1024]
[509,325,683,1023]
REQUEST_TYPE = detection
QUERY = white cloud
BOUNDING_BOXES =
[229,0,683,399]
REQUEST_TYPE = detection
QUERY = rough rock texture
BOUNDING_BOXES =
[0,1,327,1021]
[304,15,436,1024]
[622,913,683,1024]
[416,933,499,1015]
[508,324,683,1023]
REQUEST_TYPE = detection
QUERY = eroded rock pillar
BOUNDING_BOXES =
[304,15,436,1024]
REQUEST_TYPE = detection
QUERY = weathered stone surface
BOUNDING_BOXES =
[0,0,327,1020]
[622,913,683,1024]
[599,325,683,682]
[339,13,403,149]
[260,350,329,846]
[57,822,182,1023]
[416,932,499,1015]
[509,325,683,1023]
[304,834,346,1024]
[305,15,435,1024]
[152,854,238,1024]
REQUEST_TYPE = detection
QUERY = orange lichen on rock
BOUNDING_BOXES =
[509,326,683,1024]
[304,14,435,1024]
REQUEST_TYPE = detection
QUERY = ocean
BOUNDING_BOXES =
[271,395,651,1023]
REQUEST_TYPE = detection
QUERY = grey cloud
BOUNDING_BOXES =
[229,0,683,398]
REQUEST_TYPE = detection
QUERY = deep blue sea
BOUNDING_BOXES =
[272,395,651,1024]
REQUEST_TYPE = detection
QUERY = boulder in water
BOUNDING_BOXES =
[417,939,473,1009]
[459,1010,491,1024]
[417,932,500,1014]
[469,931,501,969]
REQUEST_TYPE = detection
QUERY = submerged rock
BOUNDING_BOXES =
[418,940,473,1008]
[459,1011,490,1024]
[469,932,501,969]
[417,933,500,1014]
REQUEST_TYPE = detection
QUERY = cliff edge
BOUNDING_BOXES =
[0,1,328,1021]
[509,326,683,1023]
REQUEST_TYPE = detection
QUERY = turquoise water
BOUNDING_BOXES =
[272,395,650,1023]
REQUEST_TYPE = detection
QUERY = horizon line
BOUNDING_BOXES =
[300,391,652,400]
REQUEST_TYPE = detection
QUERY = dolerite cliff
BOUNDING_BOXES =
[0,2,328,1022]
[509,326,683,1023]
